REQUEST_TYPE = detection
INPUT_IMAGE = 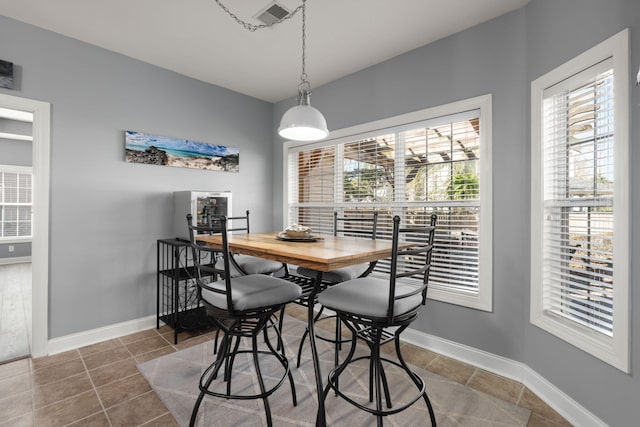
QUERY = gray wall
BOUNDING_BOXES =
[274,1,639,425]
[0,15,275,338]
[523,1,640,426]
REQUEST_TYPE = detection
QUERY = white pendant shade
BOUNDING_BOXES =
[278,104,329,142]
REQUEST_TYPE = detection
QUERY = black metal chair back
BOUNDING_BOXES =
[333,211,378,239]
[386,214,437,323]
[186,213,238,315]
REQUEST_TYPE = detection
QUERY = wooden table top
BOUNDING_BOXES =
[196,232,396,272]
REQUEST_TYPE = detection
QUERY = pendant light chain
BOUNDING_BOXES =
[213,0,304,32]
[214,0,328,141]
[301,0,308,84]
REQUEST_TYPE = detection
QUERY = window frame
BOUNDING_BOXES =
[530,29,629,372]
[0,164,34,242]
[283,94,493,311]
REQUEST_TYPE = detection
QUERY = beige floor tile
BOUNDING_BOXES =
[160,328,203,344]
[156,324,174,334]
[425,355,476,384]
[119,329,160,345]
[520,388,572,426]
[88,357,140,388]
[0,371,31,396]
[174,334,210,351]
[31,358,85,386]
[467,369,524,404]
[78,338,123,357]
[31,349,80,370]
[32,371,94,408]
[0,390,32,424]
[0,358,30,380]
[134,346,177,364]
[33,389,102,426]
[82,346,132,371]
[96,373,152,409]
[400,342,439,369]
[106,391,170,427]
[527,411,574,427]
[124,335,172,357]
[66,411,111,427]
[0,411,33,427]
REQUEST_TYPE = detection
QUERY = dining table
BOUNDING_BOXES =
[196,231,398,426]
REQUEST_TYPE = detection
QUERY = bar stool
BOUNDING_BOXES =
[186,214,302,427]
[318,214,437,426]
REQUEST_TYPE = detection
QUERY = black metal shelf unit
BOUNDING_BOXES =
[157,238,215,344]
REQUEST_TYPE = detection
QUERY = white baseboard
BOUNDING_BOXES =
[402,327,606,427]
[0,256,31,265]
[47,315,157,356]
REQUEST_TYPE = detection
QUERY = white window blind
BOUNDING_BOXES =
[286,96,492,310]
[530,29,629,372]
[0,168,33,239]
[542,63,614,335]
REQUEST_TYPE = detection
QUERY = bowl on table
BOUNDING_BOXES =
[285,224,312,238]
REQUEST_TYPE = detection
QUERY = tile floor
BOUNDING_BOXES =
[0,263,31,363]
[0,304,572,426]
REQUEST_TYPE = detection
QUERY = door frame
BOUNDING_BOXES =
[0,93,50,357]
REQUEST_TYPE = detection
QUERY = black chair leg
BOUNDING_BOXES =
[190,333,231,426]
[264,320,298,406]
[251,332,273,427]
[225,335,242,394]
[275,306,286,351]
[394,331,436,425]
[378,356,392,408]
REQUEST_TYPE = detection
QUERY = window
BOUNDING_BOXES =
[531,29,629,372]
[285,95,492,311]
[0,166,33,240]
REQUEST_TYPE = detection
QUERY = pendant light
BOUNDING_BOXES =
[278,0,329,141]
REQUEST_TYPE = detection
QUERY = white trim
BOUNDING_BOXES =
[0,164,32,173]
[47,315,157,356]
[403,326,607,427]
[0,93,51,358]
[0,132,33,141]
[0,238,32,244]
[530,28,629,372]
[0,256,31,265]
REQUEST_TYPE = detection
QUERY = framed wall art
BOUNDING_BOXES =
[125,130,239,172]
[0,60,14,89]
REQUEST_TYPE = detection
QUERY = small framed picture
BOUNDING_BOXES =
[0,60,14,89]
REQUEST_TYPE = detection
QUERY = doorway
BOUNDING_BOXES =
[0,93,50,359]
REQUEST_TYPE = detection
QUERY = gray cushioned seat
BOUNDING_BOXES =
[201,274,302,312]
[216,254,284,276]
[296,264,369,284]
[318,277,422,319]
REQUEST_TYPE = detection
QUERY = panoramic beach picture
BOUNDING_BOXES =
[125,131,239,172]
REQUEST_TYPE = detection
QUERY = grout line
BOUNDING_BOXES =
[78,350,113,427]
[137,411,173,426]
[465,368,479,387]
[515,384,525,406]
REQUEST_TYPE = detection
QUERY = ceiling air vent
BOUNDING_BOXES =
[255,2,290,25]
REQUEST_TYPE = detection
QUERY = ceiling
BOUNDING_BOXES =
[0,0,529,103]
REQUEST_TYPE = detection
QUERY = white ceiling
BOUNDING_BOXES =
[0,0,529,103]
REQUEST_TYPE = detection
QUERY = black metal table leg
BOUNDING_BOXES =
[309,270,326,427]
